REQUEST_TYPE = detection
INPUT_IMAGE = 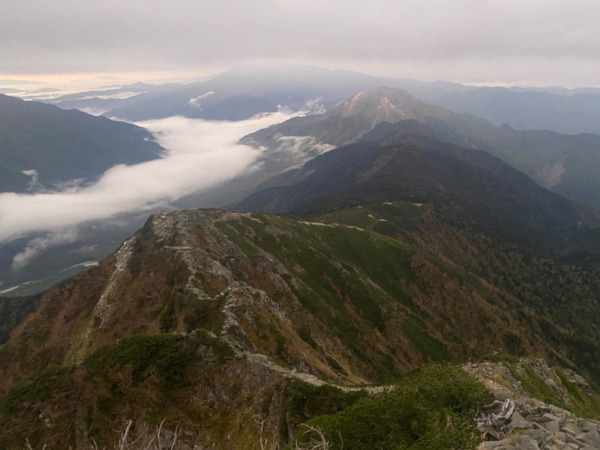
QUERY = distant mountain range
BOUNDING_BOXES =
[0,94,163,193]
[3,71,600,448]
[36,65,600,138]
[434,86,600,135]
[47,81,181,115]
[51,65,472,123]
[100,66,420,121]
[242,87,600,210]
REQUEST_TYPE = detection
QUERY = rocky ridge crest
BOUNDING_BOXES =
[1,208,599,448]
[465,358,600,450]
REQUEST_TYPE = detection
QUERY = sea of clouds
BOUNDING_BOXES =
[0,110,298,271]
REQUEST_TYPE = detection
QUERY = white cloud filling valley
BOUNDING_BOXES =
[0,110,298,270]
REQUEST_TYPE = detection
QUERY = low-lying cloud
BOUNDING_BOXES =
[276,136,334,157]
[11,229,80,271]
[0,110,298,269]
[188,91,214,107]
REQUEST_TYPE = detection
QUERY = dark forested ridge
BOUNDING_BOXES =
[237,134,598,246]
[0,94,163,192]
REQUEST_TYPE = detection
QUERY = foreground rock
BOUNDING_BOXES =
[465,358,600,450]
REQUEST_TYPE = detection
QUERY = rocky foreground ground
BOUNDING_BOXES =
[465,359,600,450]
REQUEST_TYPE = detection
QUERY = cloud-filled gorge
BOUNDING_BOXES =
[0,111,297,271]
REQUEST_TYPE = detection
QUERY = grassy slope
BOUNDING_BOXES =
[1,206,599,448]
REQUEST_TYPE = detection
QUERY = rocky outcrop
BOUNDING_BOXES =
[465,358,600,450]
[478,398,600,450]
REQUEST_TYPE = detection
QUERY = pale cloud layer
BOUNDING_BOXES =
[1,0,600,85]
[0,111,297,263]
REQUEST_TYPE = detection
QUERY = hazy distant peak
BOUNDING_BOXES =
[240,86,438,148]
[338,87,419,120]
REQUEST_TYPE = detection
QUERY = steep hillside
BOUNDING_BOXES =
[0,209,544,385]
[3,206,595,448]
[4,85,600,448]
[0,94,163,192]
[236,134,600,383]
[237,134,597,250]
[312,203,600,382]
[0,292,43,344]
[242,87,600,210]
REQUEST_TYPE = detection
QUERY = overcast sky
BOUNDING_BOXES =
[1,0,600,86]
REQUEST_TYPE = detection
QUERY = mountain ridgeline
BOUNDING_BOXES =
[435,86,600,135]
[242,86,600,210]
[95,66,600,137]
[237,134,598,248]
[100,65,468,122]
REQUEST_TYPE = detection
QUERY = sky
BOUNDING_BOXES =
[1,0,600,87]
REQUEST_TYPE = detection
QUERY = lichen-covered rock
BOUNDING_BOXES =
[467,359,600,450]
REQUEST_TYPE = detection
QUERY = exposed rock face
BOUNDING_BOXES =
[477,399,600,450]
[532,163,566,190]
[465,359,600,450]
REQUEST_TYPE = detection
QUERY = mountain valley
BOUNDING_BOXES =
[2,71,600,448]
